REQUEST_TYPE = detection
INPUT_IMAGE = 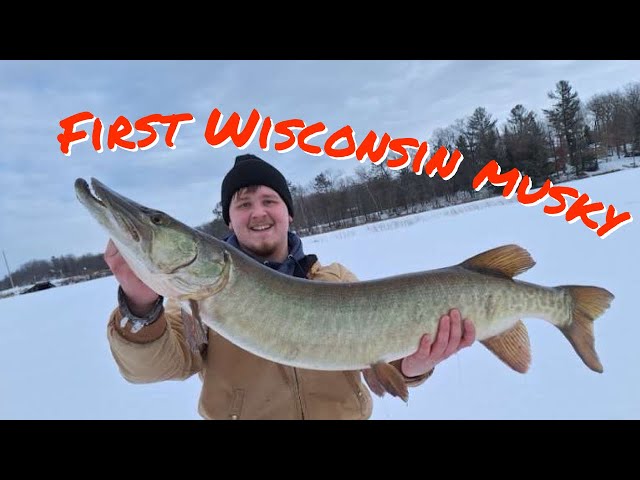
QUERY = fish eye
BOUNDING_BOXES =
[150,212,164,225]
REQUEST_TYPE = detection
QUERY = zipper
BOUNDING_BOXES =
[292,368,305,419]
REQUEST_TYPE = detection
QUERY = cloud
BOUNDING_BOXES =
[2,60,640,270]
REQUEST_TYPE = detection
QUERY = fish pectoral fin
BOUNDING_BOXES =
[180,300,208,354]
[366,362,409,403]
[481,320,531,373]
[188,299,201,323]
[459,244,535,279]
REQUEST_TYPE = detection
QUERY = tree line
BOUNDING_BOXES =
[3,79,639,291]
[0,253,110,291]
[200,79,640,238]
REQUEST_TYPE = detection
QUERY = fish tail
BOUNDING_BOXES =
[556,285,614,373]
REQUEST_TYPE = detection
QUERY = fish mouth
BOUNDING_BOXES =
[75,178,142,243]
[76,177,202,277]
[75,178,106,208]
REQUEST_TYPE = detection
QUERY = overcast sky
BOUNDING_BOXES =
[1,60,639,271]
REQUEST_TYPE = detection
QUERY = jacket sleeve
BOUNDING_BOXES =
[107,297,203,384]
[390,359,434,387]
[314,262,434,388]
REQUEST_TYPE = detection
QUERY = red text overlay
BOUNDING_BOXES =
[58,109,633,238]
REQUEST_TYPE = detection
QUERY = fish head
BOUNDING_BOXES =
[75,177,229,299]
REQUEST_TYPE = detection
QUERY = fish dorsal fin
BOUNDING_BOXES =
[459,244,535,279]
[481,320,531,373]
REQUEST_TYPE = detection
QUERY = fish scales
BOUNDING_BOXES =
[74,177,615,401]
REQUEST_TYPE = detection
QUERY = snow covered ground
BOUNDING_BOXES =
[1,160,637,419]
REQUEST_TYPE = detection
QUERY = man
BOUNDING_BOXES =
[105,154,476,419]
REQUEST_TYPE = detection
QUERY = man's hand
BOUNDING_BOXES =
[401,308,476,378]
[104,239,160,316]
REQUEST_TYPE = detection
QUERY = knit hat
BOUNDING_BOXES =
[221,154,294,225]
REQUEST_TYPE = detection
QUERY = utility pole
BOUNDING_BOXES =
[2,250,15,289]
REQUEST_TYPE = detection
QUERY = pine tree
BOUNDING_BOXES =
[504,104,550,186]
[543,80,585,174]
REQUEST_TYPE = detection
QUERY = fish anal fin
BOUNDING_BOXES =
[368,362,409,403]
[460,244,535,279]
[481,320,531,373]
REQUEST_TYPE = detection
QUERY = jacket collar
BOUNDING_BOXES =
[223,231,313,278]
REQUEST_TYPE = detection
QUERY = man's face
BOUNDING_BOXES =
[228,185,292,262]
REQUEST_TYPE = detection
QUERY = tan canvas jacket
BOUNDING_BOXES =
[107,260,431,419]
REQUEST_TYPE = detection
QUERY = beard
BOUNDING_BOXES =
[241,238,280,261]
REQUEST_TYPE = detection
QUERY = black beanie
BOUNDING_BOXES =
[221,154,294,225]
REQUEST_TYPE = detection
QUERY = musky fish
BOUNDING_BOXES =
[75,177,615,402]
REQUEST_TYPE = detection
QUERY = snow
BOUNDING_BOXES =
[1,160,637,420]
